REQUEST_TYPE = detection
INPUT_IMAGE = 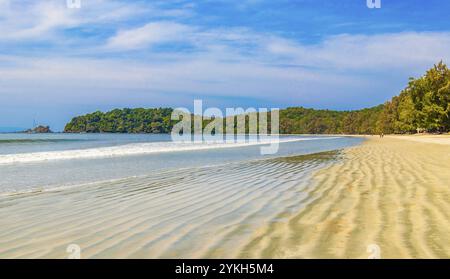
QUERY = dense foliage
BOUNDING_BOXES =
[64,108,175,133]
[279,105,384,134]
[64,63,450,134]
[377,61,450,134]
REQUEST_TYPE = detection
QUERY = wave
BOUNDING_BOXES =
[0,137,341,165]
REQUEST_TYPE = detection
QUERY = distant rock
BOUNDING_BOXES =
[23,125,53,133]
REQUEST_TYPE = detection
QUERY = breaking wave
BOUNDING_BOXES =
[0,137,341,165]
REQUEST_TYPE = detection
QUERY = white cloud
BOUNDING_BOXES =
[0,0,194,42]
[106,22,194,50]
[2,31,450,109]
[1,1,450,125]
[0,1,76,40]
[264,32,450,72]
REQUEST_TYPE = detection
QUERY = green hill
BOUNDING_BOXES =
[64,62,450,135]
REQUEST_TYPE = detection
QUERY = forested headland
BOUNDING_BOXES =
[64,62,450,134]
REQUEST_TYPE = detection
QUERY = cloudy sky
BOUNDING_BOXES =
[1,0,450,131]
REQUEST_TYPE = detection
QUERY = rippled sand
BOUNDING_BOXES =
[246,136,450,258]
[0,152,338,258]
[1,136,449,259]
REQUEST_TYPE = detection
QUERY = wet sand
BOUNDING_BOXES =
[0,152,338,258]
[243,136,450,258]
[1,136,449,258]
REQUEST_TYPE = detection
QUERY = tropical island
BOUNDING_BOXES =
[64,62,450,135]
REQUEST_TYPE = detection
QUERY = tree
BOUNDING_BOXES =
[64,62,450,135]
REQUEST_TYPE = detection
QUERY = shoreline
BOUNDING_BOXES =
[243,136,450,258]
[1,136,449,258]
[0,146,342,258]
[0,139,356,198]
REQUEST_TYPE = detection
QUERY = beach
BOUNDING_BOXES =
[0,135,359,258]
[243,135,450,258]
[0,135,449,258]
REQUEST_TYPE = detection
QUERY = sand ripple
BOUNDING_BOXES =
[1,137,449,258]
[241,137,450,258]
[0,152,337,258]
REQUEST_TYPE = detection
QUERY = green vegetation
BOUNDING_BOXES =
[279,105,384,134]
[64,62,450,134]
[64,108,175,133]
[377,61,450,134]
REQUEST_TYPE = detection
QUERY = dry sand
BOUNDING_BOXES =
[242,135,450,258]
[389,134,450,145]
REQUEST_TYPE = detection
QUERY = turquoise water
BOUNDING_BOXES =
[0,133,363,193]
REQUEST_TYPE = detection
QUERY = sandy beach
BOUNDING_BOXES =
[1,135,449,259]
[242,135,450,258]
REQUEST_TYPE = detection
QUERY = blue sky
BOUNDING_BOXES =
[1,0,450,131]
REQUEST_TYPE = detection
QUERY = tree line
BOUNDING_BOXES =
[64,62,450,134]
[64,108,175,133]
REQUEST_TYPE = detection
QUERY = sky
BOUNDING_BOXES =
[1,0,450,131]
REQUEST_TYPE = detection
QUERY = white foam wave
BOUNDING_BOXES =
[0,137,341,165]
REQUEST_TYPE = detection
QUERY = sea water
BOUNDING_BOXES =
[0,134,363,193]
[0,133,365,258]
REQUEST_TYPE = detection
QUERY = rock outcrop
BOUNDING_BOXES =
[24,125,52,133]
